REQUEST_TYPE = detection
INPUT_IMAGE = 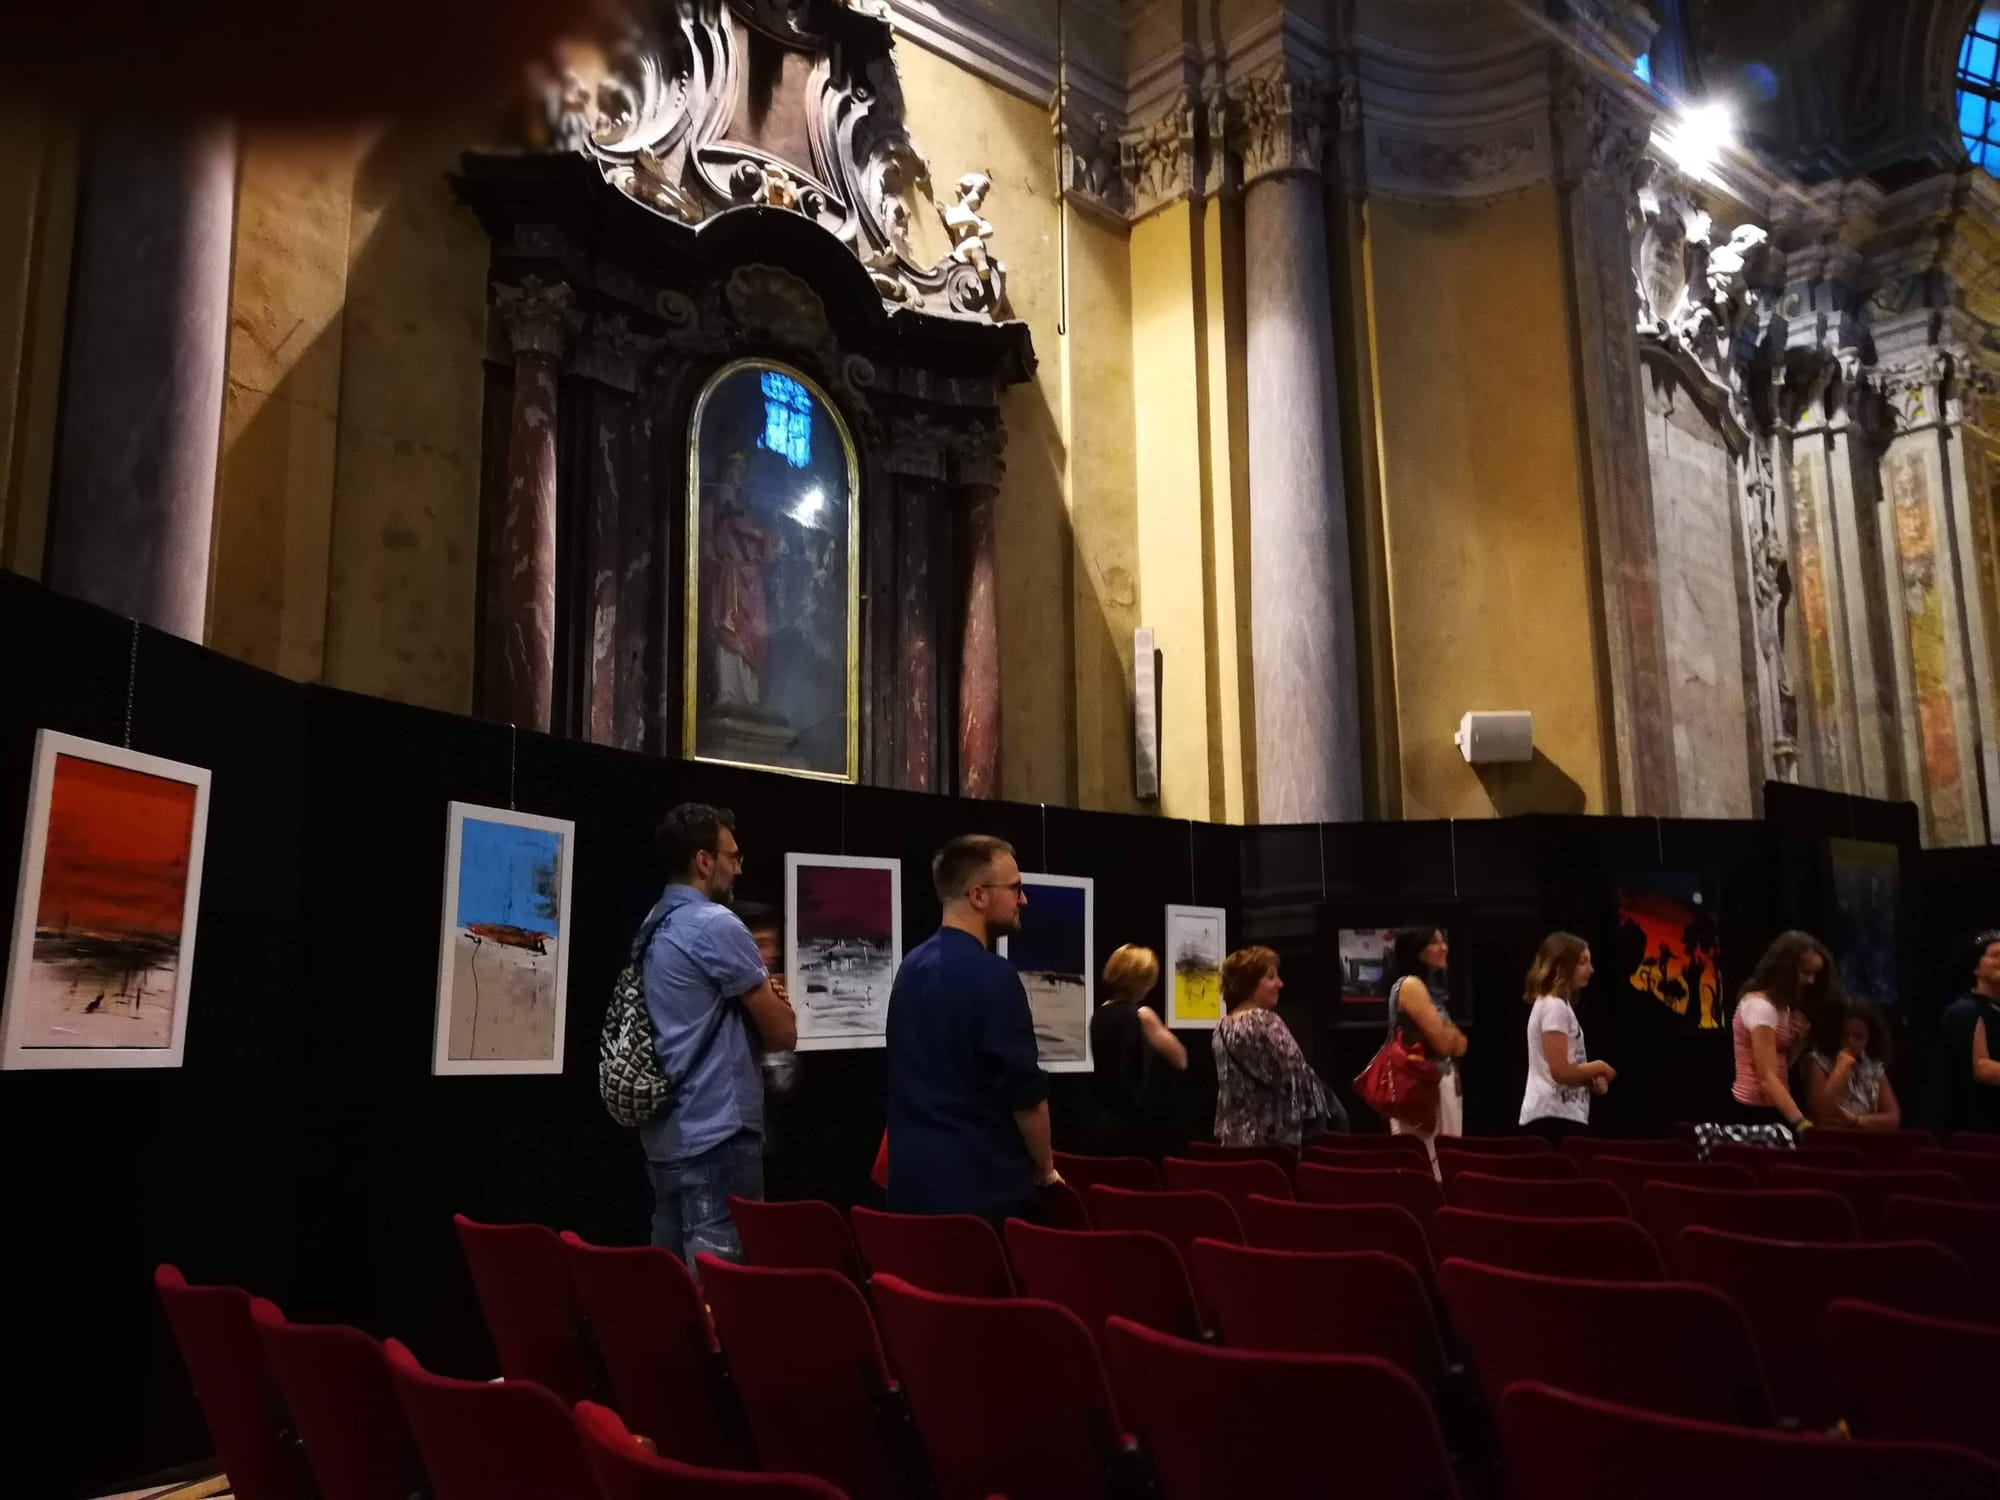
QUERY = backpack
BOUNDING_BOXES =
[598,903,737,1129]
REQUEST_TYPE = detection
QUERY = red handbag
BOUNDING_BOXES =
[1354,1033,1441,1128]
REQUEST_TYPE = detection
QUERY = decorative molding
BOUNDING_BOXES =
[950,420,1006,489]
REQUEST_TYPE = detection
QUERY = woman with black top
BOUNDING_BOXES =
[1386,926,1468,1159]
[1088,945,1188,1156]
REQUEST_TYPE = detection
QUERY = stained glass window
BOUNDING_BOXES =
[1959,7,2000,173]
[1634,52,1652,84]
[759,370,814,468]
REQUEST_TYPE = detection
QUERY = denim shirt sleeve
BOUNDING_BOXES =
[688,908,769,1001]
[974,962,1049,1111]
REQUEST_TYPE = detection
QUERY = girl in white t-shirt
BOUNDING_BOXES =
[1519,931,1616,1143]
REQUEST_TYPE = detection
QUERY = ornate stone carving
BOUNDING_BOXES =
[883,410,948,479]
[573,313,662,392]
[1230,68,1334,186]
[1058,105,1124,219]
[1631,160,1771,445]
[535,0,1010,322]
[1744,445,1800,782]
[1118,94,1198,219]
[494,278,578,356]
[1554,69,1651,189]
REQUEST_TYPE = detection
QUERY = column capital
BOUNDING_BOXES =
[1230,66,1340,188]
[949,420,1006,490]
[494,278,578,357]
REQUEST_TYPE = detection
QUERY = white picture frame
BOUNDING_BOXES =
[997,872,1095,1074]
[784,852,902,1052]
[2,729,212,1070]
[1163,903,1227,1028]
[432,801,576,1076]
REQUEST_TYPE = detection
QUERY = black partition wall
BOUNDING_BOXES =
[0,567,1985,1496]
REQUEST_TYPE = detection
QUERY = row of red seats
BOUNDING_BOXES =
[1060,1146,2000,1240]
[154,1262,841,1500]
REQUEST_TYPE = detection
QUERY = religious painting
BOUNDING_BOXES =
[998,873,1093,1073]
[1,731,211,1070]
[786,853,901,1051]
[685,359,859,781]
[1163,904,1225,1028]
[1825,838,1900,1006]
[1615,871,1723,1030]
[432,802,575,1075]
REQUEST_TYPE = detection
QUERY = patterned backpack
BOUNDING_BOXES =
[598,903,736,1128]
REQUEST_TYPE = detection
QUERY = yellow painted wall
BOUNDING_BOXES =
[211,119,490,714]
[0,98,75,580]
[894,44,1140,812]
[1364,187,1605,817]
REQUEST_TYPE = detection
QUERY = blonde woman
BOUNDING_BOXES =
[1519,932,1616,1144]
[1089,944,1188,1156]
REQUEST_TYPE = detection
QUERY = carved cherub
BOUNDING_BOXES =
[940,172,996,283]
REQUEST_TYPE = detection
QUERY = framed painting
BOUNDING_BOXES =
[1163,903,1225,1028]
[998,873,1094,1073]
[432,802,576,1075]
[1613,870,1724,1029]
[1313,902,1470,1032]
[684,359,860,781]
[785,853,901,1051]
[1823,837,1899,1005]
[1,730,211,1070]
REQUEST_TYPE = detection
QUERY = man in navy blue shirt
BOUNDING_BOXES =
[637,804,797,1264]
[885,834,1059,1222]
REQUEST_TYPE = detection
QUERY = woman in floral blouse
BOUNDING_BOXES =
[1212,946,1345,1148]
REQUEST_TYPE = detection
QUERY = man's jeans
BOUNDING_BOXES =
[647,1130,764,1266]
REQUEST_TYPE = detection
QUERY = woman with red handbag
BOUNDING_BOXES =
[1383,927,1467,1159]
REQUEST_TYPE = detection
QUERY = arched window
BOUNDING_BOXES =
[1958,6,2000,171]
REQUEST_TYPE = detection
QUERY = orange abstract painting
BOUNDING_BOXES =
[3,733,210,1064]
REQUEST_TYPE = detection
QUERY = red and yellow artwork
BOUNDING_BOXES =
[1616,872,1723,1030]
[1889,451,1969,845]
[3,733,209,1064]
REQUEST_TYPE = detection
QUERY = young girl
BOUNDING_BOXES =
[1804,998,1901,1131]
[1730,930,1842,1133]
[1518,932,1616,1143]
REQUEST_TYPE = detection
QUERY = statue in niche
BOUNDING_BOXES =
[1745,454,1800,779]
[940,173,997,286]
[1671,220,1769,373]
[702,453,785,714]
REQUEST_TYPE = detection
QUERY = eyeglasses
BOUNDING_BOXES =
[975,880,1025,895]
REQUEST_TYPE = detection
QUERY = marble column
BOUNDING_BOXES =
[1234,70,1362,822]
[488,280,573,732]
[887,414,949,793]
[45,120,235,641]
[954,424,1004,798]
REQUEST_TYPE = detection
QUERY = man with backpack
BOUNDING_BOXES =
[634,803,796,1264]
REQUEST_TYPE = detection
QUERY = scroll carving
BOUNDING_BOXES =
[538,0,1010,321]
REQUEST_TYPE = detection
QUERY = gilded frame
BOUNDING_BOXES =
[683,358,861,782]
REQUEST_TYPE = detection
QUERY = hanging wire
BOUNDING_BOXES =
[1317,822,1328,901]
[1053,0,1070,337]
[122,618,139,748]
[1655,815,1665,867]
[1186,819,1198,904]
[508,723,518,811]
[1449,818,1460,899]
[1039,801,1050,872]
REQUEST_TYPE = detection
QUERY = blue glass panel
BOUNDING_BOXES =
[1634,52,1651,83]
[757,371,814,468]
[1971,35,1998,79]
[1963,91,1987,136]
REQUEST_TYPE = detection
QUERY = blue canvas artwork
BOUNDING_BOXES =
[434,804,575,1074]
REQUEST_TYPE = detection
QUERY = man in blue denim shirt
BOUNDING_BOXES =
[637,803,796,1263]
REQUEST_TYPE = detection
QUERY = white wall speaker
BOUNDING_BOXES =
[1455,710,1533,765]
